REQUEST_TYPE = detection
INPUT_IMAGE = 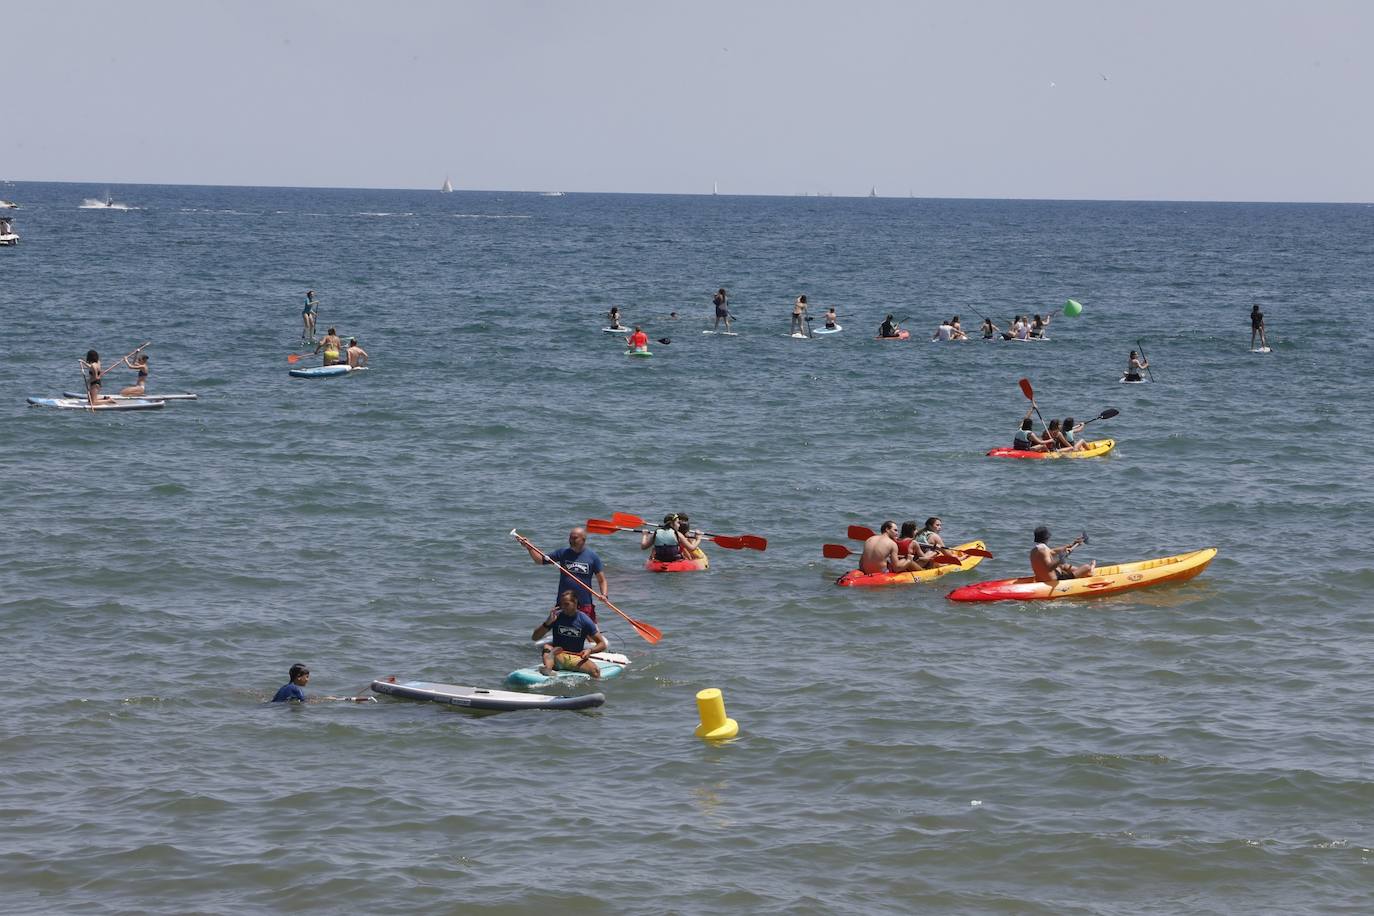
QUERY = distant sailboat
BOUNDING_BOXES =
[713,180,718,196]
[869,186,877,198]
[441,176,453,193]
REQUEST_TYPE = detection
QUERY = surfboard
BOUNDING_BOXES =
[1250,347,1272,354]
[64,391,198,401]
[506,657,626,687]
[813,324,843,335]
[702,330,738,336]
[370,678,605,711]
[288,365,368,378]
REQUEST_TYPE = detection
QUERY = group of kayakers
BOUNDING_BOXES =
[1011,407,1094,453]
[858,518,953,575]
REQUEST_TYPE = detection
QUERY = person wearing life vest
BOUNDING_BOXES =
[625,326,649,352]
[641,514,691,562]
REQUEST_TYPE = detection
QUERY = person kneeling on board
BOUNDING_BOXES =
[878,315,902,339]
[314,327,345,366]
[533,590,609,678]
[641,514,691,562]
[1030,527,1095,583]
[1124,350,1148,382]
[859,520,922,575]
[625,326,650,352]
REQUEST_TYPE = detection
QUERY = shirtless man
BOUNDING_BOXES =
[1030,526,1095,584]
[791,295,809,336]
[858,520,919,574]
[345,337,368,368]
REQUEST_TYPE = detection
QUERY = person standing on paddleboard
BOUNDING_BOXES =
[521,526,608,622]
[302,290,318,341]
[791,295,808,336]
[1250,304,1268,350]
[532,590,609,678]
[1031,527,1094,583]
[712,288,731,332]
[1124,350,1148,382]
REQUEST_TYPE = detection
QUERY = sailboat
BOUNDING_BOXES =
[441,176,453,193]
[713,180,718,196]
[869,186,877,198]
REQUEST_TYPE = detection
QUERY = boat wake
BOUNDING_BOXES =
[80,198,137,210]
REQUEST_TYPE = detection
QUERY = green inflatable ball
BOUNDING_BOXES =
[1063,298,1083,317]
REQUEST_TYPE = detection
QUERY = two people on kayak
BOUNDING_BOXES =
[858,518,953,574]
[1030,526,1095,583]
[640,513,703,563]
[532,589,609,678]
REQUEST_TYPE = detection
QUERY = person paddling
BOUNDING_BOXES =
[1058,416,1090,452]
[1030,527,1094,583]
[532,589,609,679]
[878,314,902,339]
[1029,314,1050,338]
[520,526,608,622]
[1013,407,1050,451]
[791,295,809,336]
[712,288,731,332]
[120,353,150,396]
[858,520,920,574]
[625,326,650,352]
[302,290,318,340]
[1250,304,1268,350]
[1123,350,1148,382]
[607,306,627,331]
[980,317,999,340]
[641,514,691,563]
[314,327,344,366]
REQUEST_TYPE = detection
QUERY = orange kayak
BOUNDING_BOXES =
[945,548,1217,601]
[646,546,709,573]
[836,541,987,587]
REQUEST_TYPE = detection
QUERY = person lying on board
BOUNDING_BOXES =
[1030,527,1094,583]
[532,590,609,678]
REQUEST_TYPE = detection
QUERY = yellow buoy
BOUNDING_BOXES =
[694,687,739,740]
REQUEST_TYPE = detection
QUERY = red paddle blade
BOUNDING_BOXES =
[711,535,745,550]
[287,353,303,363]
[822,543,855,559]
[739,535,767,551]
[930,554,964,566]
[1019,378,1034,400]
[960,548,994,559]
[611,511,646,528]
[846,525,875,541]
[629,619,662,644]
[586,519,619,535]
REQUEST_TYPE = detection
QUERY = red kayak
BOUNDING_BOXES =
[875,330,910,340]
[986,439,1115,460]
[645,549,709,573]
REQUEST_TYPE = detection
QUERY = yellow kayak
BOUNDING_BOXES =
[986,438,1115,459]
[946,547,1217,601]
[836,541,988,588]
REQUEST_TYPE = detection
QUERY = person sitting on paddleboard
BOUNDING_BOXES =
[948,316,968,340]
[80,349,120,406]
[859,520,921,574]
[1031,527,1094,583]
[642,514,691,563]
[532,589,609,679]
[521,526,608,622]
[345,338,368,368]
[607,306,627,331]
[980,317,999,340]
[1250,304,1267,350]
[932,319,954,341]
[315,327,344,366]
[1015,317,1032,340]
[823,307,838,329]
[879,314,901,338]
[303,290,318,340]
[120,353,149,397]
[1059,416,1090,452]
[1029,314,1049,338]
[712,288,730,332]
[1124,350,1148,382]
[625,326,649,352]
[791,295,808,336]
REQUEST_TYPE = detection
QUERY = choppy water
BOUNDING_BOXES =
[2,182,1372,914]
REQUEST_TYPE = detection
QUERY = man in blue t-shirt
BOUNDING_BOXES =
[532,589,609,677]
[272,663,311,702]
[520,526,608,621]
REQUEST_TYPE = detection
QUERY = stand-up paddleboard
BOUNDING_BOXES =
[370,677,605,711]
[789,332,813,339]
[507,657,626,687]
[1009,336,1050,342]
[27,397,165,411]
[533,640,629,668]
[64,391,198,401]
[702,329,739,336]
[625,349,653,358]
[813,324,843,335]
[876,330,910,341]
[1119,374,1147,384]
[1250,347,1272,354]
[602,327,632,334]
[289,365,368,379]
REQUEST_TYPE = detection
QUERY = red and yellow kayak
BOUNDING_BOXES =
[945,547,1217,602]
[646,546,709,573]
[836,540,987,588]
[986,438,1115,460]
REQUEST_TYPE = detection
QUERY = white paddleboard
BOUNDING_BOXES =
[64,391,198,401]
[602,327,632,334]
[702,329,738,336]
[1250,347,1271,354]
[27,397,165,411]
[371,678,605,711]
[813,324,843,335]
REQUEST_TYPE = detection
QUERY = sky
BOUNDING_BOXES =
[4,0,1372,201]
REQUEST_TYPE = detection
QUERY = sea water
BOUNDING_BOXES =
[2,182,1372,913]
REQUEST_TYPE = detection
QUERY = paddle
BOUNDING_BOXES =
[83,342,150,385]
[510,529,662,645]
[821,543,964,566]
[1019,377,1049,432]
[1082,408,1119,426]
[1136,340,1155,382]
[604,513,766,550]
[843,525,993,557]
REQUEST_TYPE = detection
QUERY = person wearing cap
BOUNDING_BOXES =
[345,337,368,368]
[521,526,608,622]
[1030,527,1095,584]
[642,514,690,563]
[532,589,609,678]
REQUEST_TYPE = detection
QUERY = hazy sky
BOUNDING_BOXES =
[5,0,1371,201]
